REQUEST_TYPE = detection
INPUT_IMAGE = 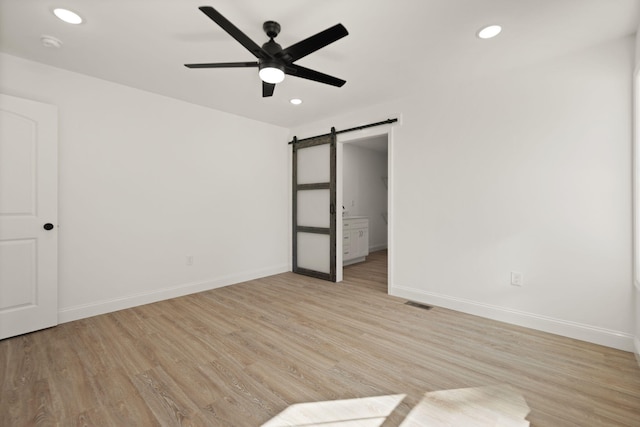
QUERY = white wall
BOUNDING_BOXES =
[0,53,290,322]
[293,35,636,351]
[343,143,388,251]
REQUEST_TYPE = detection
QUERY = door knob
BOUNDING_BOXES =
[43,223,54,230]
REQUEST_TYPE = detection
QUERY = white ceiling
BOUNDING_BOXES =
[1,0,638,128]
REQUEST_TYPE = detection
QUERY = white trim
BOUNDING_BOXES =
[632,45,640,365]
[634,64,640,291]
[336,141,344,282]
[58,264,289,323]
[388,125,395,291]
[369,244,388,252]
[390,284,635,352]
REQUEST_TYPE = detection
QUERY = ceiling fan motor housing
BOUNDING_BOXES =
[261,39,283,56]
[260,36,285,70]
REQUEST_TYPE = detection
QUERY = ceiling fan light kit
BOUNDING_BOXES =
[259,62,285,84]
[184,6,348,97]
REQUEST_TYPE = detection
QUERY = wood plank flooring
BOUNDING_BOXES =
[2,250,640,426]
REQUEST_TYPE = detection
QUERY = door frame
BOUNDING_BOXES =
[632,60,640,360]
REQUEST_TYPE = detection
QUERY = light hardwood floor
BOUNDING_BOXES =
[2,250,640,426]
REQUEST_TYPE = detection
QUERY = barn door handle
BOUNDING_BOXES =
[43,223,54,230]
[330,204,335,215]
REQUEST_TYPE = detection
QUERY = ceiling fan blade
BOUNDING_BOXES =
[262,82,276,97]
[185,61,259,69]
[285,64,346,87]
[198,6,271,60]
[278,24,348,63]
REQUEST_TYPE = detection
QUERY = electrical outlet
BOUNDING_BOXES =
[511,271,523,286]
[186,255,194,266]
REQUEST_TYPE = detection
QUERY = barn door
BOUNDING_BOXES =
[292,130,336,281]
[0,94,58,339]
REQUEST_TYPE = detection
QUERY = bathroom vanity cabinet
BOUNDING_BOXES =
[343,217,369,265]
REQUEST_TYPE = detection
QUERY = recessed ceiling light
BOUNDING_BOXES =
[477,25,502,39]
[290,98,303,105]
[53,8,83,25]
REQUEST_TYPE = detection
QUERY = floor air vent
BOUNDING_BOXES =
[405,301,433,310]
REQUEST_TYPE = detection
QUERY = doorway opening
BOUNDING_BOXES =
[337,128,392,293]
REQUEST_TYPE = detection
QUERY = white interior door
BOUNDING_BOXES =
[0,94,58,339]
[292,132,337,281]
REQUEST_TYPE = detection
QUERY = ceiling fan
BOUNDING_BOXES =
[185,6,348,97]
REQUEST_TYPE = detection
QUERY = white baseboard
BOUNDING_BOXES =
[58,264,289,324]
[390,284,635,352]
[369,243,388,252]
[635,337,640,367]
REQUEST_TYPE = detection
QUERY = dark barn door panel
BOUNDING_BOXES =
[292,130,336,281]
